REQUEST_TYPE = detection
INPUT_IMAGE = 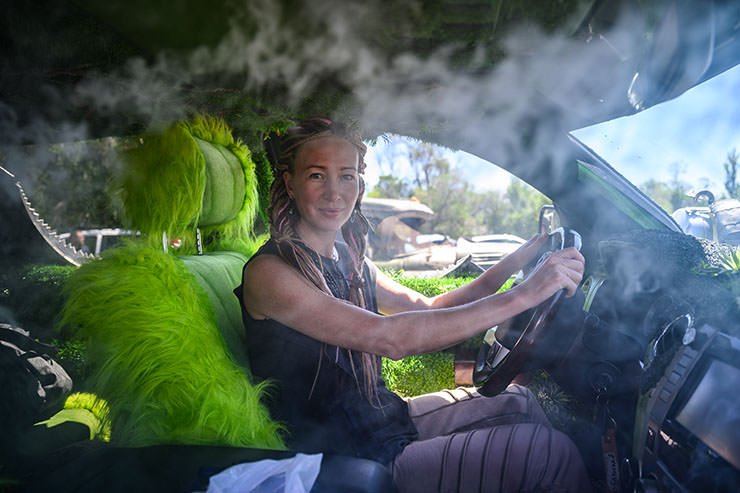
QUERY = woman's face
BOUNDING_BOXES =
[284,136,360,237]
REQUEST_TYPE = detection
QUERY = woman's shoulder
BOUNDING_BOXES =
[250,237,280,260]
[243,239,291,282]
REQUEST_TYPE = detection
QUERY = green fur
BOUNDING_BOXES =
[252,149,275,229]
[62,242,284,449]
[120,115,261,257]
[120,122,206,245]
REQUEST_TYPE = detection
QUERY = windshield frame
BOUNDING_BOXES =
[567,133,682,233]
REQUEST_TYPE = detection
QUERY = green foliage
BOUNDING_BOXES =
[4,264,75,339]
[699,242,740,318]
[51,338,88,385]
[380,273,519,397]
[639,178,693,213]
[385,272,476,297]
[380,273,469,396]
[718,244,740,271]
[19,138,130,233]
[415,172,479,239]
[367,174,411,199]
[252,149,274,230]
[453,276,517,353]
[638,163,698,213]
[498,180,551,238]
[724,148,739,199]
[382,352,455,398]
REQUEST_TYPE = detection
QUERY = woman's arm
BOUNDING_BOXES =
[376,233,550,315]
[242,246,583,360]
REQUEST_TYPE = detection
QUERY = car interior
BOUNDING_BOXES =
[2,1,740,492]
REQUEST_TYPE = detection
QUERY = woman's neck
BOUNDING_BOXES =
[294,222,337,258]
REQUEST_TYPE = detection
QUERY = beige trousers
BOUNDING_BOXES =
[389,385,591,492]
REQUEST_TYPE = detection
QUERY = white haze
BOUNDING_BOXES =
[3,0,734,217]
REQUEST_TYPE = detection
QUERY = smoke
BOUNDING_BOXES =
[69,0,391,130]
[4,0,725,190]
[3,0,734,151]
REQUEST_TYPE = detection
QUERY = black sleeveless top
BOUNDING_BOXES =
[234,239,418,463]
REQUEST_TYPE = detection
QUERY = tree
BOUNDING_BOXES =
[367,174,411,199]
[408,143,449,190]
[499,180,550,238]
[19,139,127,233]
[639,179,692,213]
[469,190,509,236]
[368,137,553,239]
[369,138,483,238]
[724,148,739,199]
[414,171,479,239]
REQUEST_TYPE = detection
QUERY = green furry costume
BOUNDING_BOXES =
[120,115,264,256]
[62,116,283,449]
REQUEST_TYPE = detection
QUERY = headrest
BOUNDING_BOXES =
[194,137,246,227]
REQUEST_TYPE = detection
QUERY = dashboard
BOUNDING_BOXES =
[543,228,740,491]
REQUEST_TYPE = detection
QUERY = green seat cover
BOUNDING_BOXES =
[179,251,250,370]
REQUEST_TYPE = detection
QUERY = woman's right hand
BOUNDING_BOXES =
[506,232,548,273]
[512,246,585,308]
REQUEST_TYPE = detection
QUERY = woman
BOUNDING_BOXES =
[236,118,590,491]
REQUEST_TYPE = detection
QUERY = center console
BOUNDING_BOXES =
[635,323,740,491]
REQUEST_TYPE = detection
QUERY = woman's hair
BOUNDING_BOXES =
[267,118,379,403]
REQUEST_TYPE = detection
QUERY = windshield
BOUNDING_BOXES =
[571,64,740,213]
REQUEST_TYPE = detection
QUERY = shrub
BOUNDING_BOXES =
[4,264,75,340]
[382,352,455,398]
[384,272,476,297]
[51,338,89,386]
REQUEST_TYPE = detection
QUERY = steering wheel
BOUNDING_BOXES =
[473,227,582,397]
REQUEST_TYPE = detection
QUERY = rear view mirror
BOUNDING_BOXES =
[538,205,558,234]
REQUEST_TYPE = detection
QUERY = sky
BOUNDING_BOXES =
[365,63,740,198]
[572,63,740,198]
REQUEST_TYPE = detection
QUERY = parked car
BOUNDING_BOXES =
[58,228,138,256]
[363,197,528,272]
[361,197,441,259]
[672,191,740,246]
[456,234,526,269]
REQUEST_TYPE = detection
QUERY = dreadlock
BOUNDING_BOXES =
[266,118,379,404]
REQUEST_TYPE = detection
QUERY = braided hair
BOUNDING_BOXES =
[267,118,379,403]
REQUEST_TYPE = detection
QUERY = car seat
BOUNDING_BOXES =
[9,116,394,492]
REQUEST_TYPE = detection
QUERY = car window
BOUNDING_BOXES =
[364,135,552,271]
[572,65,740,211]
